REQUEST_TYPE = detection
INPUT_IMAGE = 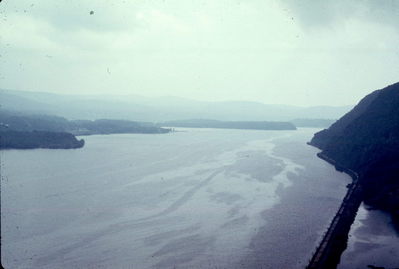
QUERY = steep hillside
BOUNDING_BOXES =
[309,82,399,225]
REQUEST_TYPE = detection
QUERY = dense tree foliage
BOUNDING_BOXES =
[310,82,399,225]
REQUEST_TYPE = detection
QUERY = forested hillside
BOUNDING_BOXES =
[310,82,399,225]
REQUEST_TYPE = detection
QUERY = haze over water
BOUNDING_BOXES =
[1,128,351,269]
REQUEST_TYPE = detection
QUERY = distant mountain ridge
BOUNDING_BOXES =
[310,82,399,225]
[0,89,352,122]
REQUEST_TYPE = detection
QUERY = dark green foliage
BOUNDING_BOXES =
[309,82,399,225]
[159,119,296,130]
[0,130,84,149]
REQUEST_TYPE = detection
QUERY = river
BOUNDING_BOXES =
[338,203,399,269]
[1,128,351,269]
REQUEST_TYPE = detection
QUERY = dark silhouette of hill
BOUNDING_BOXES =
[310,82,399,225]
[0,131,84,149]
[0,111,84,149]
[0,111,170,149]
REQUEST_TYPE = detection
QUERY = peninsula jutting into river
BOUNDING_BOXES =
[0,110,171,149]
[0,110,298,150]
[0,130,85,149]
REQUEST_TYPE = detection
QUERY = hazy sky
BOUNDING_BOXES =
[1,0,398,106]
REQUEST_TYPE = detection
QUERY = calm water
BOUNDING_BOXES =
[338,203,399,269]
[1,128,351,269]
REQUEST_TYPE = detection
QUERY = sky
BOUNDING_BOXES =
[0,0,399,106]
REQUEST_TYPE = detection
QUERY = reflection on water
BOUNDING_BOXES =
[338,203,399,269]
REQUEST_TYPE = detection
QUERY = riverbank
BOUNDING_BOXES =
[237,131,351,269]
[306,150,363,269]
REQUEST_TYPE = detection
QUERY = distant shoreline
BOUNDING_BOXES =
[306,143,363,269]
[159,119,297,130]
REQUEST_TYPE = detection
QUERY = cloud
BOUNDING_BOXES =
[1,0,142,32]
[281,0,399,31]
[0,0,398,106]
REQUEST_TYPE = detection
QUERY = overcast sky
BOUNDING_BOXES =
[1,0,398,106]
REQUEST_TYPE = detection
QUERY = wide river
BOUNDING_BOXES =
[1,128,352,269]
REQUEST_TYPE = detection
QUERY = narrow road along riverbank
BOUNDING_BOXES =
[306,153,363,269]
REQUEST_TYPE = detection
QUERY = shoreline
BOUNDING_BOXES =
[306,145,363,269]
